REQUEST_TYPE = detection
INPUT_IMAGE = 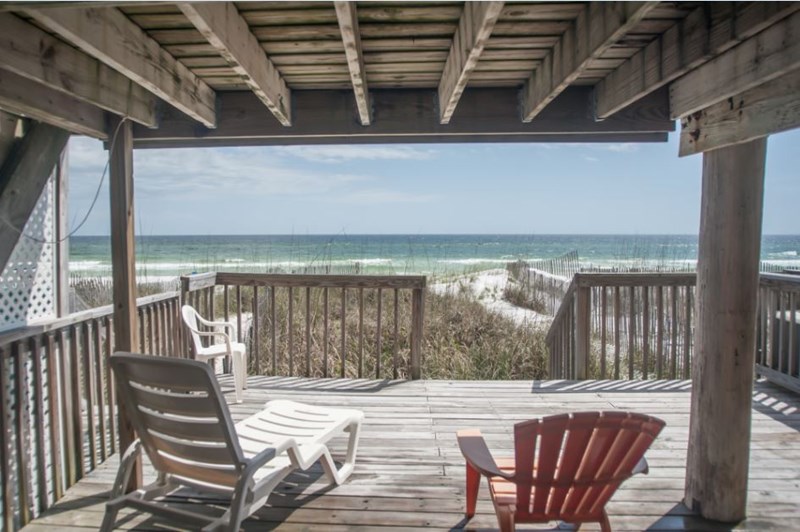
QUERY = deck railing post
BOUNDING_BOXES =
[410,285,425,379]
[575,285,591,380]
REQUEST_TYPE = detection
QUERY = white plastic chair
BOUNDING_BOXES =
[181,304,247,403]
[103,352,363,532]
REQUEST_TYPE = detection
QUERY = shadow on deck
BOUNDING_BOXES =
[22,378,800,531]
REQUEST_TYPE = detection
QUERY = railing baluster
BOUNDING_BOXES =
[683,286,692,379]
[57,330,75,486]
[236,285,242,344]
[306,287,311,377]
[790,292,797,378]
[69,326,84,480]
[628,286,635,380]
[779,290,787,373]
[14,342,33,526]
[105,316,117,454]
[358,288,364,378]
[0,346,14,531]
[393,288,399,379]
[82,322,97,470]
[252,286,260,375]
[614,286,621,380]
[376,288,382,379]
[45,332,63,501]
[341,287,347,378]
[656,286,664,379]
[323,287,329,378]
[643,286,650,380]
[30,336,48,512]
[600,286,607,379]
[94,319,107,462]
[269,285,275,376]
[670,285,678,379]
[288,286,294,376]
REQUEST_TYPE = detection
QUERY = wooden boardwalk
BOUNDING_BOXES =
[22,377,800,531]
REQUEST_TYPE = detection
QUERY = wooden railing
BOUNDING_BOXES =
[0,291,179,531]
[181,272,426,380]
[546,273,697,380]
[756,273,800,393]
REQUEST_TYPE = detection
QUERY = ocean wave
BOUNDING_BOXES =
[770,251,798,257]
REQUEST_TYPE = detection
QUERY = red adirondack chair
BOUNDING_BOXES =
[457,411,666,531]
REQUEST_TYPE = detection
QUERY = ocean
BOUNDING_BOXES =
[68,234,800,282]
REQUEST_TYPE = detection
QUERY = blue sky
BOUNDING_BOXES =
[68,128,800,236]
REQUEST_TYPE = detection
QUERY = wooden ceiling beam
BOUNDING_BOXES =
[26,6,217,128]
[0,13,156,127]
[438,1,504,124]
[679,69,800,157]
[0,69,107,139]
[521,2,657,122]
[670,9,800,119]
[595,2,800,119]
[334,1,371,126]
[179,2,292,126]
[131,86,673,147]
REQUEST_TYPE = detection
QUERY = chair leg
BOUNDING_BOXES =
[319,417,362,485]
[231,351,244,403]
[495,505,515,532]
[599,510,611,532]
[465,462,480,518]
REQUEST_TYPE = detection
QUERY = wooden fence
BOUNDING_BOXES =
[547,272,800,394]
[181,272,426,380]
[0,291,179,531]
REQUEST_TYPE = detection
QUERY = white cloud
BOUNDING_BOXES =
[583,155,600,163]
[603,143,639,153]
[276,145,437,163]
[334,190,437,204]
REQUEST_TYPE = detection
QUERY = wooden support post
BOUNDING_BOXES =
[575,287,591,380]
[108,116,141,490]
[685,138,766,522]
[55,145,70,316]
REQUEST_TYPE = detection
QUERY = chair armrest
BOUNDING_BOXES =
[457,429,513,479]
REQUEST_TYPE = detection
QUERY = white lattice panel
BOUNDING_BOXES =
[0,176,57,331]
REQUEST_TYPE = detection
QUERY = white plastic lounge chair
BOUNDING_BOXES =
[102,352,364,532]
[182,304,247,402]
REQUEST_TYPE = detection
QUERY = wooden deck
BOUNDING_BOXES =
[22,377,800,531]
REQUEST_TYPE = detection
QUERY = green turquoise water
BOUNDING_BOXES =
[68,234,800,281]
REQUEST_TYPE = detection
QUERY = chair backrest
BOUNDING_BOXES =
[110,352,246,487]
[512,411,665,520]
[181,304,204,357]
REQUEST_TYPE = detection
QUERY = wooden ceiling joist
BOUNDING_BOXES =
[670,9,800,120]
[0,13,156,127]
[179,2,292,126]
[595,2,800,119]
[520,2,658,123]
[132,86,673,148]
[0,69,106,139]
[438,1,504,124]
[334,1,371,126]
[679,69,800,157]
[26,6,217,128]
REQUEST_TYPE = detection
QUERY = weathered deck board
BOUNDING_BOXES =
[22,378,800,531]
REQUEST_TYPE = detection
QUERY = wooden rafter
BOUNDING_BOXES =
[179,2,292,126]
[679,69,800,157]
[438,1,504,124]
[0,13,156,127]
[670,9,800,120]
[334,1,370,126]
[521,2,657,122]
[0,123,69,274]
[595,2,800,119]
[26,6,217,128]
[0,69,107,139]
